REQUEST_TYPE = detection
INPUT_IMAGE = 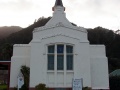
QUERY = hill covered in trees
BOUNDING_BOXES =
[0,26,22,39]
[87,27,120,72]
[0,17,120,73]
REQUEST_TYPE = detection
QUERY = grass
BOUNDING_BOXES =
[0,84,7,90]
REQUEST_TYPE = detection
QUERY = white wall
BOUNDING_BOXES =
[74,42,91,87]
[33,26,87,42]
[30,32,92,88]
[10,44,31,87]
[90,45,109,89]
[10,30,109,89]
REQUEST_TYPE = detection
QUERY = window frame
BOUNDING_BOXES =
[47,45,55,70]
[47,43,74,71]
[66,45,74,70]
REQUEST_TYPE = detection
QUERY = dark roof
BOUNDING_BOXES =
[55,0,63,7]
[0,60,11,61]
[109,69,120,76]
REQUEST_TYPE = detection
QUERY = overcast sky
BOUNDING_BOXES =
[0,0,120,30]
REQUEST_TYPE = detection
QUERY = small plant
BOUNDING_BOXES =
[35,83,48,90]
[82,87,92,90]
[19,65,30,90]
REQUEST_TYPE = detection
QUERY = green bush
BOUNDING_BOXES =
[20,65,30,90]
[35,83,48,90]
[82,87,92,90]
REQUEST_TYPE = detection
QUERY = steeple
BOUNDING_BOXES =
[46,0,72,26]
[52,0,65,11]
[54,0,63,7]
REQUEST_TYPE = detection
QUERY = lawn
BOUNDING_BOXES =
[0,84,7,90]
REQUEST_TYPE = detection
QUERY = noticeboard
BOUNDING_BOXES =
[72,78,83,90]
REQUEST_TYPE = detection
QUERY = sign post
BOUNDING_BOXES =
[17,72,24,90]
[72,78,83,90]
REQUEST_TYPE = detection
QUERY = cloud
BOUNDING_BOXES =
[0,0,120,30]
[65,0,120,30]
[0,0,34,13]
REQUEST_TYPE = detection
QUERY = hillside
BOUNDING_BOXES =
[2,17,51,44]
[0,17,120,72]
[0,26,22,39]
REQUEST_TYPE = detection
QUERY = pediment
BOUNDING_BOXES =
[33,22,87,33]
[41,33,80,40]
[31,33,81,43]
[31,33,89,44]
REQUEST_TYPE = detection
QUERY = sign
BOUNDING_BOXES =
[18,72,24,90]
[72,78,83,90]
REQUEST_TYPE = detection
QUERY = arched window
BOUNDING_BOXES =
[47,44,73,71]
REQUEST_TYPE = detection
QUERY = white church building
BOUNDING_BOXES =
[10,0,109,90]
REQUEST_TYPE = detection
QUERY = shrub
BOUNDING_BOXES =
[19,65,30,90]
[35,83,48,90]
[82,87,92,90]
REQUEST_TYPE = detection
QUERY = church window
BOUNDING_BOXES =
[48,45,55,70]
[57,45,64,53]
[66,45,73,70]
[57,55,64,70]
[57,45,64,70]
[47,44,73,71]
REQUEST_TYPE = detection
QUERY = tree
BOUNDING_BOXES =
[0,43,13,60]
[20,66,30,90]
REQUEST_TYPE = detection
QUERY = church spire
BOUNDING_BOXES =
[52,0,65,11]
[54,0,63,7]
[46,0,72,26]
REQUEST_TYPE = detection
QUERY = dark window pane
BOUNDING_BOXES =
[57,45,64,53]
[57,55,64,70]
[48,55,54,70]
[66,45,73,53]
[67,55,73,70]
[48,45,54,53]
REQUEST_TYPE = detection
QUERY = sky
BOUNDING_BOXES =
[0,0,120,30]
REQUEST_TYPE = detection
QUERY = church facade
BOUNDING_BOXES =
[10,0,109,90]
